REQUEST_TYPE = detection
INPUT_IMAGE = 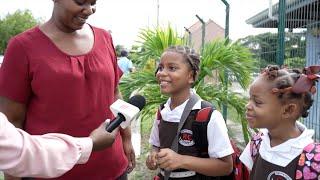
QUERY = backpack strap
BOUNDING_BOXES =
[195,101,215,121]
[250,132,263,162]
[192,101,215,157]
[295,142,320,179]
[164,93,200,180]
[156,103,165,121]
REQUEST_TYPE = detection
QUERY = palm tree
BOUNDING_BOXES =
[133,25,186,69]
[119,26,255,143]
[195,39,255,143]
[120,26,184,131]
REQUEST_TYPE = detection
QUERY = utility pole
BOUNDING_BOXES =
[184,27,192,46]
[221,0,229,40]
[220,0,229,122]
[195,14,205,53]
[277,0,286,66]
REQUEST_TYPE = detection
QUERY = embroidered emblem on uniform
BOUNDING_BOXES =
[179,129,195,146]
[267,171,291,180]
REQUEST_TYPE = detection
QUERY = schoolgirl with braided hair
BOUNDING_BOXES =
[240,65,320,179]
[146,46,234,179]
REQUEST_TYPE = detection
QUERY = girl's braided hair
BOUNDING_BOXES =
[164,46,200,81]
[263,65,315,118]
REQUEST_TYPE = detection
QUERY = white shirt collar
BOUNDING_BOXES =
[161,90,201,122]
[161,98,188,123]
[259,122,314,167]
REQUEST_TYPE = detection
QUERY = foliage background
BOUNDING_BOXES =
[239,32,306,69]
[120,26,256,146]
[0,10,40,54]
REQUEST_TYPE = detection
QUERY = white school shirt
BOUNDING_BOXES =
[149,97,234,158]
[239,122,314,170]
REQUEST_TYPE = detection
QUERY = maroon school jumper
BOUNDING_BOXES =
[0,26,127,179]
[250,154,299,179]
[158,105,219,180]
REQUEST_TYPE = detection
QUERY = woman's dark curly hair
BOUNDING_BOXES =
[262,65,315,118]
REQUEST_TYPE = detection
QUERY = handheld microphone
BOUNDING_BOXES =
[106,95,146,132]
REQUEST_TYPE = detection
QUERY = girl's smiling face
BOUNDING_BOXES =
[245,76,284,129]
[156,51,194,96]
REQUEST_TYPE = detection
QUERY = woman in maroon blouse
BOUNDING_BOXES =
[0,0,134,179]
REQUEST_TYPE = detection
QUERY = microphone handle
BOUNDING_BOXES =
[105,113,126,132]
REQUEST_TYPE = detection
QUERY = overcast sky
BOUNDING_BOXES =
[0,0,278,48]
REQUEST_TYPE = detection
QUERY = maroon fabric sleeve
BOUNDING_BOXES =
[0,37,31,104]
[107,32,121,85]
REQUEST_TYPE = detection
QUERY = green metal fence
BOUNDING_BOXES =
[245,0,320,140]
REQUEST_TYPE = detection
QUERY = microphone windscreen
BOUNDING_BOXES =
[128,95,146,110]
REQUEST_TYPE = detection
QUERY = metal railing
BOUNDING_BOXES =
[245,0,320,140]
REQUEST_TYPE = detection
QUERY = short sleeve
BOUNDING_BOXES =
[239,142,253,170]
[99,29,121,89]
[105,32,121,86]
[0,37,31,104]
[128,60,133,69]
[207,110,234,158]
[148,116,160,147]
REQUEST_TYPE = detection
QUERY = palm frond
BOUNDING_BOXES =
[120,73,168,134]
[134,25,186,68]
[119,70,158,101]
[196,83,251,143]
[120,26,187,128]
[197,39,255,89]
[120,27,256,144]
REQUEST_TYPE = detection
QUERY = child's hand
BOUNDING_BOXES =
[157,148,183,171]
[146,151,158,170]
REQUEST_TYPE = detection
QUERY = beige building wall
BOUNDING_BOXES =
[185,19,225,85]
[187,19,225,52]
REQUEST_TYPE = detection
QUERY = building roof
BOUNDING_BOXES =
[246,0,320,28]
